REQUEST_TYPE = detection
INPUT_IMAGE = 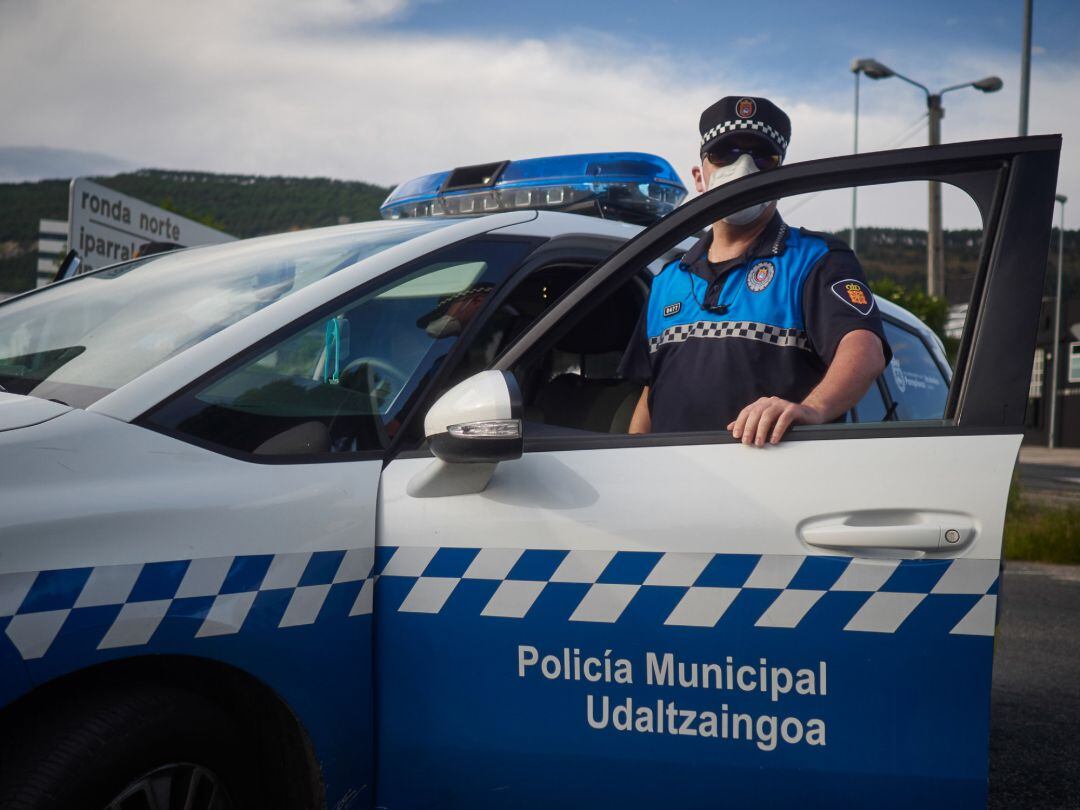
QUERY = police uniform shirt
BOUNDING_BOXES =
[618,213,892,433]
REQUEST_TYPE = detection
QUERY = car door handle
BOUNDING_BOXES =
[800,512,974,553]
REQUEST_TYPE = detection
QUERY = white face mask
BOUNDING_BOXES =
[706,152,770,226]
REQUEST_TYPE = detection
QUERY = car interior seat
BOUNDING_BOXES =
[531,287,642,434]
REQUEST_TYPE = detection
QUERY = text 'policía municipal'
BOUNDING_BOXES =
[517,645,828,752]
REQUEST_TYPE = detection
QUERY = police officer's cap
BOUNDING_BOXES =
[699,96,791,158]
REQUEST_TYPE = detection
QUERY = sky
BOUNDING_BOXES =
[1,0,1077,231]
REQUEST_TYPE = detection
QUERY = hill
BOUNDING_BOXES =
[0,169,392,290]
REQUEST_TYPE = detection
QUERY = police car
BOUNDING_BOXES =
[0,138,1060,809]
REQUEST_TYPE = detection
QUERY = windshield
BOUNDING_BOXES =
[0,220,453,408]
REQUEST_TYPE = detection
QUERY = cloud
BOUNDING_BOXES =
[1,0,1076,233]
[733,33,771,49]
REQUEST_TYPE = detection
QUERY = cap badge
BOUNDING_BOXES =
[746,260,775,292]
[736,98,756,119]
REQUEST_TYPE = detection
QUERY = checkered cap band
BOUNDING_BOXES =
[701,119,789,153]
[648,320,809,353]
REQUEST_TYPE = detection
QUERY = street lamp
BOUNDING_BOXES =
[852,58,1003,298]
[850,59,896,252]
[1048,193,1068,448]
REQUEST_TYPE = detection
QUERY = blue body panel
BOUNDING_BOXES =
[0,545,997,809]
[374,547,995,809]
[0,552,374,809]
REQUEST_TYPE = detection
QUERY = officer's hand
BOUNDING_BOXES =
[727,397,826,447]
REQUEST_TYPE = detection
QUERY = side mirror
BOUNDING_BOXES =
[54,249,82,282]
[407,370,523,497]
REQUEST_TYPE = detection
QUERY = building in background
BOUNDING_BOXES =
[36,219,66,287]
[1025,295,1080,446]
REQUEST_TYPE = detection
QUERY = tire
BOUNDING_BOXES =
[0,683,266,810]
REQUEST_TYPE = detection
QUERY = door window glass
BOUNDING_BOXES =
[853,379,889,422]
[144,239,532,457]
[880,321,948,420]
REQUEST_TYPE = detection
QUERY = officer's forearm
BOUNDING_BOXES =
[802,330,886,421]
[629,387,651,434]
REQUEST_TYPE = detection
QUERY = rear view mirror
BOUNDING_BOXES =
[54,250,81,282]
[407,370,522,497]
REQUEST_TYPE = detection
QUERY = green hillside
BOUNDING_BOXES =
[0,169,392,290]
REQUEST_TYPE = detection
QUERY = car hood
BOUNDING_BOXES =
[0,392,72,431]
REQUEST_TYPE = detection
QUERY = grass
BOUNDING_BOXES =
[1002,477,1080,565]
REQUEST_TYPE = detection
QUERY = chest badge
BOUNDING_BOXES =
[663,302,682,317]
[831,278,876,316]
[746,260,775,292]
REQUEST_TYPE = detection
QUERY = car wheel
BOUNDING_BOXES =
[0,683,262,810]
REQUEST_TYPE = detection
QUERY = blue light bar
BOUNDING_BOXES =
[380,152,688,225]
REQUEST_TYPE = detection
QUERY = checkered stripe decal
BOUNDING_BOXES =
[701,119,789,151]
[0,549,998,661]
[379,547,999,637]
[649,320,809,353]
[0,549,375,661]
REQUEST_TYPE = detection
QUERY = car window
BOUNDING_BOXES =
[511,274,647,434]
[853,378,889,423]
[498,176,984,444]
[446,262,601,384]
[143,239,533,458]
[880,320,949,420]
[0,220,454,409]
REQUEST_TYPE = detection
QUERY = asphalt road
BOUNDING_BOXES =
[1017,462,1080,502]
[989,562,1080,808]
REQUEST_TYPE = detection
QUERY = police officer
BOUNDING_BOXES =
[619,95,891,446]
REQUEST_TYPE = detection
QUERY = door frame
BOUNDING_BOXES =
[494,136,1062,435]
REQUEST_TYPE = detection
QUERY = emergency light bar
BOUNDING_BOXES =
[380,152,687,226]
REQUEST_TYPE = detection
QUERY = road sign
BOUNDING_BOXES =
[69,178,234,270]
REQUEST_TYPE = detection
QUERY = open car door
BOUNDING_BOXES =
[375,136,1061,808]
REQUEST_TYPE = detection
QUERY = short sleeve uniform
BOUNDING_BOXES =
[618,214,891,433]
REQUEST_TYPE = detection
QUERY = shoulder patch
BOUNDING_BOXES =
[663,302,682,317]
[831,278,876,315]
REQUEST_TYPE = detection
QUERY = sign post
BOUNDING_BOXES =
[68,178,234,271]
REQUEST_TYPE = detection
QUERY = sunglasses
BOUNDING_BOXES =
[704,146,781,171]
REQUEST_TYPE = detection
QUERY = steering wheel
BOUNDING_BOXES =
[338,356,409,410]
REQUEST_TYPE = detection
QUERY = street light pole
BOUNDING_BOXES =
[850,58,901,252]
[1048,193,1068,448]
[853,59,1002,300]
[851,69,860,252]
[1019,0,1033,136]
[927,93,945,297]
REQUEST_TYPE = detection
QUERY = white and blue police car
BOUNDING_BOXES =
[0,137,1062,809]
